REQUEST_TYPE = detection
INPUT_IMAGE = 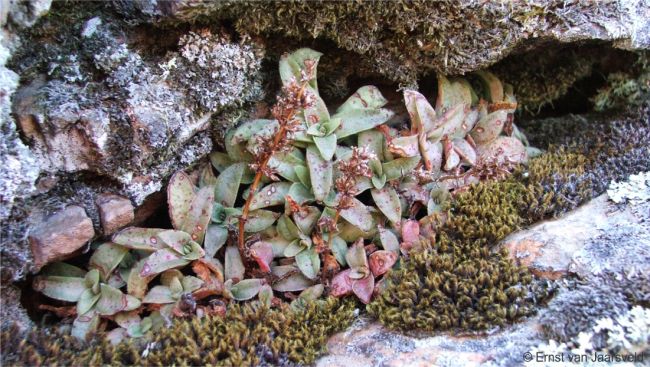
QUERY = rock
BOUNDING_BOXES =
[0,285,32,331]
[112,1,650,82]
[498,194,644,279]
[28,205,94,271]
[96,193,134,235]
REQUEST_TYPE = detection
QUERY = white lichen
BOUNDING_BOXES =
[607,171,650,205]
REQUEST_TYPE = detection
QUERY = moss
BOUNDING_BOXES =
[1,298,355,366]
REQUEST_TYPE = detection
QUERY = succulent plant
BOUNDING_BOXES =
[31,48,536,342]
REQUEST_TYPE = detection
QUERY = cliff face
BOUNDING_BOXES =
[0,0,648,333]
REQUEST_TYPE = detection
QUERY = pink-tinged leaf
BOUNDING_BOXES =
[330,269,353,298]
[250,241,274,273]
[95,284,141,316]
[422,140,443,174]
[127,259,155,299]
[71,311,100,340]
[225,246,245,282]
[453,138,477,166]
[89,242,129,282]
[428,104,465,142]
[180,186,214,244]
[140,248,189,277]
[369,250,398,277]
[167,171,195,229]
[388,135,420,158]
[32,275,85,302]
[143,286,175,304]
[401,220,420,244]
[112,227,166,251]
[371,187,402,224]
[271,265,314,292]
[476,136,528,164]
[404,90,437,135]
[470,110,508,144]
[352,275,375,304]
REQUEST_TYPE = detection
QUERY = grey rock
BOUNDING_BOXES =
[28,205,95,271]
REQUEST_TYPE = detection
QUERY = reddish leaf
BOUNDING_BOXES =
[352,275,375,304]
[250,241,274,273]
[329,269,353,298]
[401,219,420,244]
[369,250,398,277]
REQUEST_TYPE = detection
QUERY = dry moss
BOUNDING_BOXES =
[1,298,355,366]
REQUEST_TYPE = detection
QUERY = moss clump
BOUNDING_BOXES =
[1,298,355,366]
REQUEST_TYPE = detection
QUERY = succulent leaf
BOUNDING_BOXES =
[209,152,233,172]
[453,138,477,165]
[40,262,86,278]
[358,130,385,161]
[112,228,165,251]
[179,186,214,244]
[369,250,398,277]
[476,136,528,164]
[258,284,274,307]
[474,70,504,103]
[470,110,508,144]
[404,90,437,135]
[226,279,265,301]
[292,206,321,234]
[181,276,204,293]
[313,133,337,161]
[33,275,85,302]
[88,243,129,282]
[143,286,175,304]
[249,182,291,210]
[72,311,100,340]
[204,224,228,258]
[214,163,245,207]
[199,164,218,188]
[345,241,368,270]
[306,145,333,202]
[330,269,353,298]
[268,150,305,182]
[378,226,400,253]
[279,48,322,91]
[156,230,193,255]
[250,241,274,273]
[382,157,420,181]
[271,265,314,292]
[283,239,307,257]
[336,86,388,113]
[340,197,375,232]
[333,109,394,139]
[287,183,314,205]
[295,246,320,280]
[351,274,375,304]
[160,269,183,286]
[329,235,349,266]
[244,210,279,232]
[140,248,190,278]
[225,246,245,281]
[401,219,420,245]
[127,259,156,299]
[167,171,195,230]
[371,187,402,224]
[388,135,420,158]
[95,284,141,316]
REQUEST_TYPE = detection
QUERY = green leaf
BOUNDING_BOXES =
[476,136,528,164]
[371,187,402,223]
[336,86,389,113]
[294,165,311,188]
[340,197,375,232]
[292,206,321,235]
[292,284,324,310]
[225,124,253,162]
[89,242,129,282]
[140,248,190,278]
[182,276,204,293]
[181,241,205,261]
[244,210,279,232]
[404,89,437,135]
[160,269,183,286]
[436,76,472,111]
[302,90,330,127]
[371,174,386,189]
[167,171,195,230]
[33,275,85,302]
[95,284,141,316]
[382,157,420,181]
[306,145,333,202]
[378,226,400,252]
[295,247,320,280]
[329,236,348,266]
[277,215,301,241]
[268,150,305,182]
[209,152,233,172]
[388,135,420,157]
[199,164,217,188]
[283,239,307,258]
[226,279,265,301]
[84,269,100,292]
[179,185,214,244]
[271,265,314,292]
[266,235,292,258]
[77,289,100,316]
[258,284,274,307]
[313,133,337,161]
[287,183,314,205]
[345,241,369,270]
[333,109,394,139]
[249,182,292,210]
[143,286,175,304]
[40,262,86,278]
[214,163,245,207]
[204,224,228,258]
[156,230,193,255]
[112,228,166,251]
[225,246,245,281]
[279,48,322,91]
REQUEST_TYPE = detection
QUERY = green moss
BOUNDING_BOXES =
[1,298,355,366]
[592,53,650,112]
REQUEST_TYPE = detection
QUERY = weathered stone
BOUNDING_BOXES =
[498,194,644,280]
[28,205,94,271]
[96,193,134,235]
[0,285,32,331]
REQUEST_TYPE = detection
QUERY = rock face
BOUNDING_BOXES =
[28,205,94,271]
[95,193,134,235]
[112,0,650,83]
